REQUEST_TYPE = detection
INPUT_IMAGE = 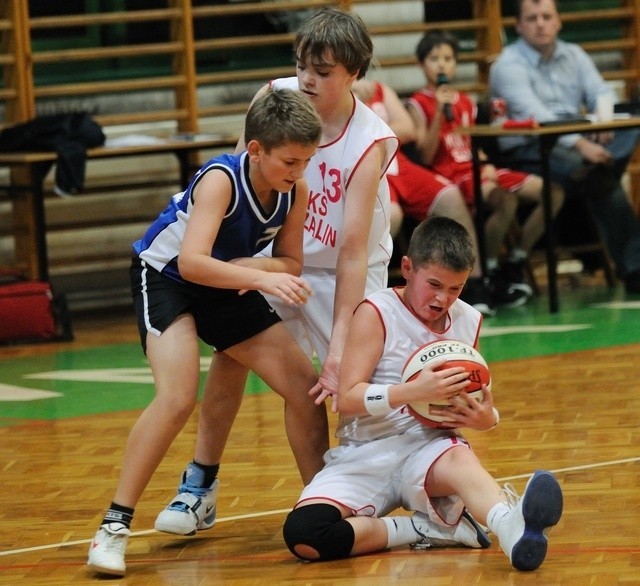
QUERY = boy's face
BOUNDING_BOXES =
[247,140,317,193]
[296,50,358,115]
[419,43,457,87]
[401,258,469,323]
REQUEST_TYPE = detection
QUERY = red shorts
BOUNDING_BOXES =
[453,165,534,206]
[389,151,454,221]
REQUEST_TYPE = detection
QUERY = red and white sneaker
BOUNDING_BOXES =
[87,522,130,577]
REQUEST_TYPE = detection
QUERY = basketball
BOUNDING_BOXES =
[401,340,491,428]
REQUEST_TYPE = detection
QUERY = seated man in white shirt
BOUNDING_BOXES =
[489,0,640,294]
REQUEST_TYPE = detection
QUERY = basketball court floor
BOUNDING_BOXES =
[1,275,639,584]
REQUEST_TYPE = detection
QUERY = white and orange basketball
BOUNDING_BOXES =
[401,340,491,428]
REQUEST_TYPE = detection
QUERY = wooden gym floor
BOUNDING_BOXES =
[1,275,640,585]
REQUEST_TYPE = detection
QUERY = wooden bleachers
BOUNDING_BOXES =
[0,1,241,301]
[0,0,638,308]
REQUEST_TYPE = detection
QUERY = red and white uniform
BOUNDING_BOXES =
[297,287,483,526]
[363,81,455,221]
[409,88,534,206]
[265,77,399,361]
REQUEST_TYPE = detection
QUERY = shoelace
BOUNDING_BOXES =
[167,501,192,512]
[101,527,128,552]
[166,485,208,511]
[178,483,211,497]
[501,483,520,509]
[104,537,127,553]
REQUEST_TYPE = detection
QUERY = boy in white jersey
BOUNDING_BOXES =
[156,7,399,536]
[283,217,564,572]
[87,89,328,577]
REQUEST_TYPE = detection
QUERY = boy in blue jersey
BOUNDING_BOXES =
[87,88,327,577]
[156,7,399,543]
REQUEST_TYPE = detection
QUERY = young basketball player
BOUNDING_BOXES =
[87,88,328,577]
[283,216,563,572]
[154,7,404,537]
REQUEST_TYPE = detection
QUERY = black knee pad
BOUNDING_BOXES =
[283,503,355,561]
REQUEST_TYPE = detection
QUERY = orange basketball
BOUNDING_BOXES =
[401,340,491,428]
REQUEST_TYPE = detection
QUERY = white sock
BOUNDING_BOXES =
[486,502,510,534]
[509,248,528,263]
[486,257,499,272]
[382,516,420,548]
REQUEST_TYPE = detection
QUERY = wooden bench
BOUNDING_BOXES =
[0,1,240,290]
[0,136,238,282]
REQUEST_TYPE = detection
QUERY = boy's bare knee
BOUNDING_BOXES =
[293,544,320,560]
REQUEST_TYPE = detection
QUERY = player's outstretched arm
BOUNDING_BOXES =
[319,144,386,395]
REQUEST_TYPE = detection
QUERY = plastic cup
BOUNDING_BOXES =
[596,94,614,122]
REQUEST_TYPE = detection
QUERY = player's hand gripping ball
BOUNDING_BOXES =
[401,340,491,428]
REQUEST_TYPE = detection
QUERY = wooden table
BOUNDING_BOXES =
[465,117,640,313]
[0,135,238,281]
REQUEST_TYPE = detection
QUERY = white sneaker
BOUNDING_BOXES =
[87,522,130,577]
[497,470,563,571]
[410,509,491,549]
[155,475,219,536]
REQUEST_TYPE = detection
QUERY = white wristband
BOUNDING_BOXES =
[364,384,392,416]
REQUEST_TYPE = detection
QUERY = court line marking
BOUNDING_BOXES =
[1,455,638,558]
[0,508,293,557]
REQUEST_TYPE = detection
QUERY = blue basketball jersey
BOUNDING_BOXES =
[132,151,295,283]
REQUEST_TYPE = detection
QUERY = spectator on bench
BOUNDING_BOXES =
[490,0,640,294]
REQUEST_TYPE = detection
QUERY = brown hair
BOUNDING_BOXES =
[295,8,373,79]
[408,216,475,273]
[244,88,321,150]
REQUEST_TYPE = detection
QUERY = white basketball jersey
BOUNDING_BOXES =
[336,287,483,444]
[271,77,398,269]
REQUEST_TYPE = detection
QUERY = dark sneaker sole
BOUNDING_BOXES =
[511,470,563,571]
[461,510,492,549]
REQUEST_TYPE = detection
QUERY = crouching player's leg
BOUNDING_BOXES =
[283,500,489,561]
